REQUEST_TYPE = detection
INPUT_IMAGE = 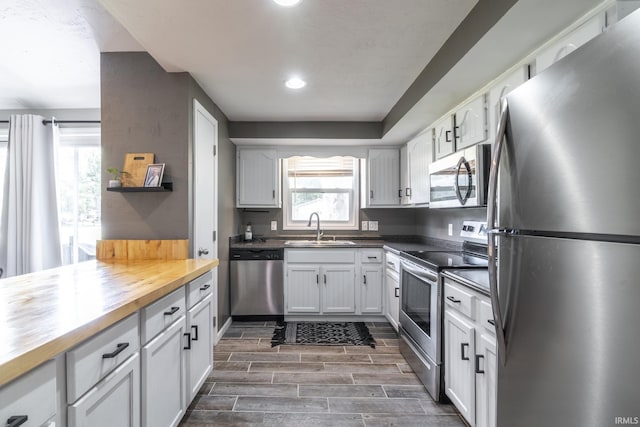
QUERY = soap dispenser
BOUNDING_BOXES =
[244,223,253,241]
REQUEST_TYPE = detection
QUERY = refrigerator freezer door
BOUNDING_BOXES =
[498,10,640,238]
[496,235,640,427]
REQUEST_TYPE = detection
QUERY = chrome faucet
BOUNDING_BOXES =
[307,212,323,241]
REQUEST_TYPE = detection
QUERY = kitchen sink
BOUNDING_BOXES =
[284,240,356,247]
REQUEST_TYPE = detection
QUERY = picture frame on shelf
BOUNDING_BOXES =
[144,163,165,187]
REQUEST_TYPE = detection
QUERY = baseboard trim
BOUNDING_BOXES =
[216,316,232,344]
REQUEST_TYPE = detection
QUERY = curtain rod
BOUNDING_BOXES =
[0,120,101,125]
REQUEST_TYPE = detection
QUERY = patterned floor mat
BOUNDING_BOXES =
[271,321,376,348]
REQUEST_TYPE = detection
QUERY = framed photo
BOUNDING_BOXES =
[144,163,165,187]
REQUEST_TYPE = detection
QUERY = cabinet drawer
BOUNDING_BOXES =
[384,251,400,273]
[187,271,213,309]
[67,313,140,403]
[141,287,186,344]
[360,249,383,263]
[444,279,476,320]
[0,359,56,427]
[477,297,495,335]
[286,249,356,264]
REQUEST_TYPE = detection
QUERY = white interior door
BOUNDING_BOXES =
[192,99,218,335]
[193,99,218,260]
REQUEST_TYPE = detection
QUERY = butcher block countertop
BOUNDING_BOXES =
[0,258,218,387]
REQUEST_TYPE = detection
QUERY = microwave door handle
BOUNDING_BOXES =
[487,97,509,367]
[454,157,465,204]
[461,157,472,204]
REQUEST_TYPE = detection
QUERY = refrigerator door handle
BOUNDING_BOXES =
[487,97,509,366]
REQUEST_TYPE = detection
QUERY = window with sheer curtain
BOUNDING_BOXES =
[283,156,359,230]
[57,127,101,264]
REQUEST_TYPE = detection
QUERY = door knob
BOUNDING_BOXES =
[198,248,209,256]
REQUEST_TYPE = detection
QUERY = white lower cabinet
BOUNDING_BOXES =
[444,310,476,425]
[360,265,383,313]
[141,317,187,427]
[286,265,321,313]
[383,250,400,331]
[322,265,356,313]
[186,293,214,402]
[443,277,496,427]
[68,353,140,427]
[0,359,57,427]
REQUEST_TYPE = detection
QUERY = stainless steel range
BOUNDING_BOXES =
[399,221,488,401]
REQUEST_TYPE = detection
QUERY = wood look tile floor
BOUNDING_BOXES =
[179,321,466,427]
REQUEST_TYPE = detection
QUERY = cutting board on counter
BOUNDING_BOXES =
[122,153,154,187]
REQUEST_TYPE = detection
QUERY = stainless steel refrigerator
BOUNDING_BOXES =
[487,9,640,427]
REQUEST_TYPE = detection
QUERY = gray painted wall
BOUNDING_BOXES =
[101,52,190,239]
[100,51,239,331]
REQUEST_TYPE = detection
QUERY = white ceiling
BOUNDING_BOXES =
[98,0,478,122]
[0,0,610,142]
[0,0,142,110]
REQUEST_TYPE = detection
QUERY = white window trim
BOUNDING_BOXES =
[282,157,360,231]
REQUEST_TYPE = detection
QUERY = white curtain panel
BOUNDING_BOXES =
[0,114,62,277]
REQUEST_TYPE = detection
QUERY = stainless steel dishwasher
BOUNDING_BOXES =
[230,248,284,318]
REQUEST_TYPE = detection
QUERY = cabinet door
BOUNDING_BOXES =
[535,13,604,75]
[68,353,140,427]
[384,269,400,332]
[322,265,356,313]
[433,115,454,160]
[400,145,410,205]
[487,66,528,142]
[237,148,280,207]
[444,310,476,426]
[368,148,400,206]
[187,294,214,403]
[286,265,321,313]
[141,317,187,427]
[360,265,383,314]
[0,360,57,427]
[406,131,431,205]
[454,95,487,150]
[476,333,497,427]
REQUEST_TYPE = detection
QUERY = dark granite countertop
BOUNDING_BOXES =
[230,235,462,252]
[442,269,490,296]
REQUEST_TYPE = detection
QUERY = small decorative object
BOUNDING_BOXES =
[144,163,165,187]
[106,167,128,188]
[245,223,253,241]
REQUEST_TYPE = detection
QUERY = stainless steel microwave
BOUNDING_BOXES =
[429,144,491,208]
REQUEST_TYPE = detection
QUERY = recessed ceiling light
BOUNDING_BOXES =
[285,77,306,89]
[273,0,301,6]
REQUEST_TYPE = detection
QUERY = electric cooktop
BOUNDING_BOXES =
[401,250,488,270]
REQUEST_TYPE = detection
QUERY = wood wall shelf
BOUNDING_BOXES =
[107,183,173,192]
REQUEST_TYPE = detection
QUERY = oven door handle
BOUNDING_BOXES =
[487,97,509,367]
[400,260,438,283]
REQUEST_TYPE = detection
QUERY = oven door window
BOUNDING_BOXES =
[402,269,433,338]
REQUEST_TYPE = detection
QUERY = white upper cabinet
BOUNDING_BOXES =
[401,131,431,206]
[454,94,488,150]
[366,148,401,207]
[487,66,528,142]
[433,115,455,160]
[534,13,605,75]
[236,148,280,207]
